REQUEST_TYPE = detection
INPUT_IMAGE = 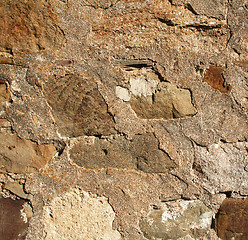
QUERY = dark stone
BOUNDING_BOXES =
[216,198,248,240]
[0,198,28,240]
[203,66,231,93]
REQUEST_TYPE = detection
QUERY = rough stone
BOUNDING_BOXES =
[0,132,56,174]
[0,79,11,103]
[70,133,176,173]
[0,198,28,240]
[130,82,197,119]
[42,188,121,240]
[115,86,131,101]
[4,182,29,199]
[203,66,231,93]
[0,0,65,53]
[193,141,248,194]
[139,199,213,240]
[216,198,248,240]
[43,73,116,137]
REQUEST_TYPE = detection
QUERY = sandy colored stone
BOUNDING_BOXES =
[140,199,213,240]
[0,132,56,174]
[0,0,65,53]
[0,79,11,103]
[43,188,121,240]
[216,198,248,240]
[130,82,197,119]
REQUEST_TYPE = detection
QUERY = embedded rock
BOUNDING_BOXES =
[0,132,56,173]
[0,79,11,103]
[0,198,28,240]
[43,188,121,240]
[203,66,231,93]
[140,200,213,240]
[130,82,197,119]
[216,198,248,240]
[43,73,116,137]
[70,133,176,173]
[4,182,29,199]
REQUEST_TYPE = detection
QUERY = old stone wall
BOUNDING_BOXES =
[0,0,247,239]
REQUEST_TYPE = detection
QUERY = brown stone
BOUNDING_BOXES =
[0,198,28,240]
[203,66,231,93]
[0,79,11,103]
[216,198,248,240]
[70,133,176,173]
[0,132,56,173]
[0,0,65,53]
[129,82,197,119]
[44,74,116,137]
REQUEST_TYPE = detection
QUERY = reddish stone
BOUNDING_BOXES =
[216,198,248,240]
[0,198,28,240]
[203,66,231,93]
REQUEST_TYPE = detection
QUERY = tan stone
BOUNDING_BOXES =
[43,188,121,240]
[70,133,176,173]
[130,82,197,119]
[0,132,56,173]
[0,79,11,103]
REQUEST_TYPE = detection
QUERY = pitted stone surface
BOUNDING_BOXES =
[43,188,121,240]
[0,132,56,173]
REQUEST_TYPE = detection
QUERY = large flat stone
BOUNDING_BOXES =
[0,132,56,173]
[44,74,116,137]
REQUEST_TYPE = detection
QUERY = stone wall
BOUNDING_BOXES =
[0,0,247,239]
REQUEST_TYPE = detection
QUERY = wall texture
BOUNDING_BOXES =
[0,0,248,239]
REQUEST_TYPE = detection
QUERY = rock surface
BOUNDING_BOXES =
[0,132,56,173]
[0,0,247,239]
[0,0,65,53]
[70,134,176,172]
[216,198,248,240]
[140,200,213,239]
[42,188,121,240]
[0,198,29,240]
